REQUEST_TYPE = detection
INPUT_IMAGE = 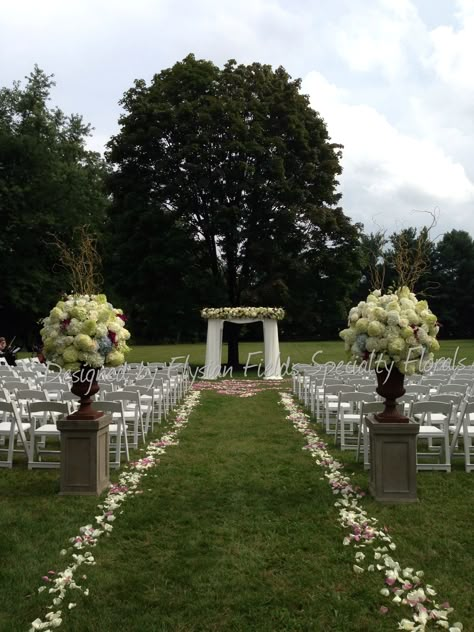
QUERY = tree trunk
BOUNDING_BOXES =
[225,322,240,370]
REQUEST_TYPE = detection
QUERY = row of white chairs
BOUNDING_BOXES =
[0,363,191,470]
[291,364,474,473]
[292,362,474,410]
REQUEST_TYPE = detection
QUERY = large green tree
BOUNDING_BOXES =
[106,54,360,361]
[428,230,474,338]
[0,66,108,344]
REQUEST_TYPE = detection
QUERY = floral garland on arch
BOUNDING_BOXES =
[40,293,131,370]
[201,307,285,320]
[279,392,462,632]
[339,286,440,376]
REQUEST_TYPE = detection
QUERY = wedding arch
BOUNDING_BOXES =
[201,308,284,380]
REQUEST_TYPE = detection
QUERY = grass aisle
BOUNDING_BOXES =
[53,390,385,632]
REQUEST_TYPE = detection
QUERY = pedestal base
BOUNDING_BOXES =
[366,414,419,503]
[57,414,111,496]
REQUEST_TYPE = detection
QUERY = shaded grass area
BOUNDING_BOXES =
[0,468,102,630]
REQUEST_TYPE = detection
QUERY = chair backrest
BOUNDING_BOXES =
[125,362,145,370]
[409,400,453,424]
[437,383,468,396]
[0,367,16,375]
[28,401,69,415]
[135,378,154,388]
[16,389,49,414]
[404,384,431,396]
[321,377,346,387]
[104,390,140,404]
[16,388,48,401]
[344,377,364,387]
[406,374,422,384]
[361,401,384,416]
[17,369,38,378]
[461,400,474,425]
[97,382,115,392]
[448,379,473,386]
[59,391,80,402]
[429,393,462,404]
[1,376,28,389]
[148,362,167,369]
[420,377,448,386]
[356,384,378,393]
[396,393,419,406]
[0,387,11,402]
[125,384,154,396]
[339,391,375,404]
[0,400,20,415]
[91,400,124,415]
[324,384,353,396]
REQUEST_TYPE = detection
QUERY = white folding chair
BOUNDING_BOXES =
[91,401,130,469]
[322,384,353,433]
[123,384,155,434]
[2,379,30,393]
[311,377,345,422]
[437,384,469,397]
[336,391,377,451]
[27,401,69,469]
[15,388,49,419]
[356,401,385,470]
[403,384,431,399]
[104,390,145,449]
[450,400,474,472]
[291,364,309,398]
[0,400,30,468]
[152,372,173,417]
[409,400,453,472]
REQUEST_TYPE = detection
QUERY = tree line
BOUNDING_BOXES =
[1,59,473,352]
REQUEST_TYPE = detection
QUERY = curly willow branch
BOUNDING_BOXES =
[47,226,103,295]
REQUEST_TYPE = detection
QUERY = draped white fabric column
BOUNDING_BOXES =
[202,319,224,379]
[263,319,282,379]
[202,316,282,380]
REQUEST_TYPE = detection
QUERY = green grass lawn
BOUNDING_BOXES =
[3,341,474,630]
[124,338,474,368]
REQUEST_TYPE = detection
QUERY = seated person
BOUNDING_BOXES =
[0,337,17,366]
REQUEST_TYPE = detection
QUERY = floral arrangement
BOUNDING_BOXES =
[201,307,285,320]
[40,294,131,370]
[339,286,440,375]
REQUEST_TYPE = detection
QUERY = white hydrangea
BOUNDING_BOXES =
[339,286,439,375]
[41,294,131,370]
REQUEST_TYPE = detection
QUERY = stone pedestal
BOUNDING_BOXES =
[366,414,419,503]
[57,414,111,496]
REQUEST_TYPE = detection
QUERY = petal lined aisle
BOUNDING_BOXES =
[55,388,386,632]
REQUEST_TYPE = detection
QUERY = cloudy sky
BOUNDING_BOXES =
[1,0,473,238]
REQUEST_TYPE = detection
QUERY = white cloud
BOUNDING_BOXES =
[1,0,474,236]
[424,0,474,96]
[302,70,474,232]
[332,0,425,78]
